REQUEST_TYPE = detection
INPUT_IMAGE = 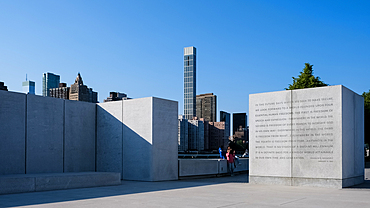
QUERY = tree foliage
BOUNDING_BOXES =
[286,63,328,90]
[362,90,370,146]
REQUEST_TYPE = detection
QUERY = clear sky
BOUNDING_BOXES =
[1,0,369,122]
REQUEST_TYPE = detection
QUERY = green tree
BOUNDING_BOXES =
[286,63,328,90]
[362,90,370,146]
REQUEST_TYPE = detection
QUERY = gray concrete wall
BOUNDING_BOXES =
[64,100,96,172]
[342,86,364,179]
[178,158,249,177]
[249,85,364,188]
[0,91,26,175]
[96,101,123,176]
[122,97,153,181]
[26,94,64,174]
[97,97,179,181]
[152,97,178,181]
[1,90,178,181]
[0,91,96,175]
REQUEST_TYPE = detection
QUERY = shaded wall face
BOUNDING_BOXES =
[0,91,26,175]
[0,91,96,175]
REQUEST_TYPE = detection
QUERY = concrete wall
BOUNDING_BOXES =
[249,85,364,188]
[122,98,153,181]
[151,97,178,181]
[26,94,64,174]
[178,158,249,177]
[0,91,26,175]
[0,91,96,175]
[96,101,123,176]
[1,90,178,181]
[64,100,96,172]
[97,97,179,181]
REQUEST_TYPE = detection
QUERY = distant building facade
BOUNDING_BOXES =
[49,83,70,100]
[208,121,229,150]
[104,92,128,102]
[196,93,217,122]
[188,118,204,151]
[69,73,98,103]
[0,82,8,91]
[22,80,35,94]
[233,113,247,135]
[184,46,197,120]
[220,111,231,137]
[178,115,189,151]
[42,72,60,96]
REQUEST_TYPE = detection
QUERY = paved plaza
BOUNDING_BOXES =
[0,169,369,208]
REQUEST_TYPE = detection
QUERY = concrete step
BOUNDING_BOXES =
[0,172,121,195]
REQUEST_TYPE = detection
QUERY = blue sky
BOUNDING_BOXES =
[1,0,369,121]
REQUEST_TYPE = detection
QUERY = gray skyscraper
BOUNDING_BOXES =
[42,72,60,96]
[184,46,196,120]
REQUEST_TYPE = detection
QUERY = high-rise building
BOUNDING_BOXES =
[184,46,196,120]
[178,115,189,152]
[188,118,204,151]
[0,81,8,91]
[42,72,60,96]
[220,111,231,139]
[69,73,98,103]
[49,83,70,99]
[22,80,35,94]
[233,113,247,135]
[196,93,217,122]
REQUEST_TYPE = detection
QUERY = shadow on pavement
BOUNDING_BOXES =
[0,173,249,207]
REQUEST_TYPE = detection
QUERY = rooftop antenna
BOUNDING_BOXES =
[26,74,27,81]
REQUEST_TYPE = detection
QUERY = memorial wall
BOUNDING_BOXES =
[249,85,364,188]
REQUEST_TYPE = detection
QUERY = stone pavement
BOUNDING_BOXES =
[0,170,369,208]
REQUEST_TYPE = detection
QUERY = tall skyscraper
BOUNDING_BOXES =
[184,46,196,120]
[42,72,60,96]
[233,113,247,135]
[22,80,35,94]
[196,93,217,122]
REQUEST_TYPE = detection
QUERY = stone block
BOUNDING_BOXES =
[122,98,152,181]
[151,97,178,181]
[179,159,219,177]
[218,159,228,174]
[26,95,64,174]
[96,101,123,176]
[0,172,120,194]
[0,175,35,194]
[249,85,364,188]
[122,97,178,181]
[234,158,249,172]
[0,91,26,175]
[64,100,96,172]
[35,172,121,191]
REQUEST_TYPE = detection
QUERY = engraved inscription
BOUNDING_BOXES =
[253,97,335,163]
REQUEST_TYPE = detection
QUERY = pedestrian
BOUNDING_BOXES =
[218,146,225,159]
[226,147,235,176]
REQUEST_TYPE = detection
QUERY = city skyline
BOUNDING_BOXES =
[1,1,369,119]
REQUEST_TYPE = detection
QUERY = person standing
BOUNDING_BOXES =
[226,148,235,176]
